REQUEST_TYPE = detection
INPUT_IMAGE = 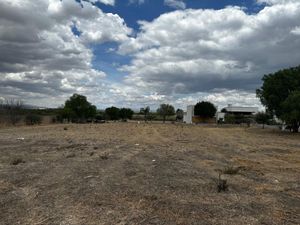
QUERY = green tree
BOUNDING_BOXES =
[194,101,217,118]
[281,91,300,132]
[105,106,120,120]
[95,110,105,121]
[119,108,134,120]
[255,112,272,129]
[61,107,75,122]
[256,66,300,132]
[176,108,184,121]
[63,94,96,122]
[157,104,175,123]
[140,106,150,121]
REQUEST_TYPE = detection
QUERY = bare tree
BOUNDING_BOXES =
[140,106,150,122]
[157,104,175,123]
[3,99,24,125]
[0,99,4,110]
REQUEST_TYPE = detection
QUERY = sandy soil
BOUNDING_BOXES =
[0,123,299,225]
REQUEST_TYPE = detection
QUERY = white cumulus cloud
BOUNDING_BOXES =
[89,0,115,6]
[119,3,300,99]
[164,0,186,9]
[0,0,131,106]
[1,0,300,109]
[257,0,299,5]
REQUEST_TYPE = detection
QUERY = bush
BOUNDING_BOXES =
[119,108,134,120]
[255,112,272,129]
[25,114,42,125]
[0,99,23,125]
[225,114,253,124]
[223,166,240,175]
[224,114,235,124]
[11,158,25,165]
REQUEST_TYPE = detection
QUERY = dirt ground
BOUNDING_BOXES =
[0,123,299,225]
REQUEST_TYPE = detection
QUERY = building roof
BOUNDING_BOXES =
[223,105,258,113]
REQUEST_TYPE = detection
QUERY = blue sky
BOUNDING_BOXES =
[1,0,300,109]
[98,0,263,30]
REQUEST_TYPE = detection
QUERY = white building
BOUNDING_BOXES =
[222,104,259,115]
[183,105,194,124]
[183,104,259,124]
[217,104,259,122]
[216,112,226,122]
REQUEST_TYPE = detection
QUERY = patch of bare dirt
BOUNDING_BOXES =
[0,123,299,225]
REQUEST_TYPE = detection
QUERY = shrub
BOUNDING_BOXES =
[11,158,25,165]
[119,108,134,120]
[255,112,272,129]
[25,114,42,125]
[223,166,240,175]
[100,152,109,160]
[217,173,228,192]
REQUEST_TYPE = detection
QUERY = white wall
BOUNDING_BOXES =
[183,105,194,124]
[216,112,225,122]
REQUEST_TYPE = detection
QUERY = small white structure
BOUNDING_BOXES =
[216,112,226,122]
[183,105,194,124]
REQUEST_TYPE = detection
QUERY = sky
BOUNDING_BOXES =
[1,0,300,110]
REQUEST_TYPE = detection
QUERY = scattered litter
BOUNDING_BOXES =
[135,144,140,146]
[152,159,156,162]
[16,137,25,141]
[84,175,99,179]
[274,179,279,183]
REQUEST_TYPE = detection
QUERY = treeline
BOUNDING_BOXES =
[1,65,299,131]
[0,99,50,125]
[59,94,183,123]
[0,94,184,125]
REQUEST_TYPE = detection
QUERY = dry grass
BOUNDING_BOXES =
[223,166,241,175]
[0,123,299,225]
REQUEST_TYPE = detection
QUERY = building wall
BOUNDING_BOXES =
[183,105,194,124]
[216,112,225,122]
[223,104,258,114]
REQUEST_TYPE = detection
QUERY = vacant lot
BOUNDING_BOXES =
[0,123,299,225]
